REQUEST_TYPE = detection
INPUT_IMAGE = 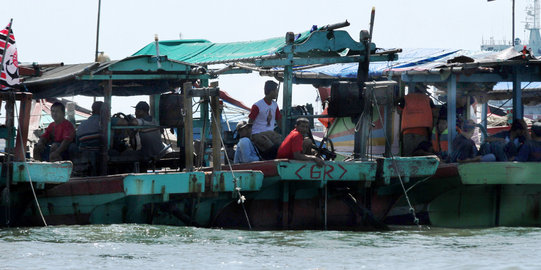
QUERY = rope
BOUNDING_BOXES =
[13,95,48,226]
[371,89,421,228]
[209,102,252,230]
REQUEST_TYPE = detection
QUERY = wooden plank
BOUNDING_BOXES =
[459,162,541,185]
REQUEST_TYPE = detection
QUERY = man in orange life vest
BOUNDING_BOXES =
[398,86,435,156]
[431,107,449,160]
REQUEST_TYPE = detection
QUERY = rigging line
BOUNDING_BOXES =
[13,95,48,226]
[371,89,420,228]
[209,103,252,230]
[484,81,531,120]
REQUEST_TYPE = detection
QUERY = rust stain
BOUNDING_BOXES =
[18,164,25,182]
[134,179,144,194]
[190,174,200,193]
[531,194,541,221]
[219,173,225,192]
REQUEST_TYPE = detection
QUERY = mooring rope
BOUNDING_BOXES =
[371,89,421,228]
[209,104,252,230]
[13,95,48,226]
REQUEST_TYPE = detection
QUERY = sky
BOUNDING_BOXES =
[1,0,532,115]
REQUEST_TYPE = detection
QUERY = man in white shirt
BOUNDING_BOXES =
[248,80,282,159]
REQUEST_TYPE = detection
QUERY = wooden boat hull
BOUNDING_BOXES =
[385,162,541,228]
[12,158,439,230]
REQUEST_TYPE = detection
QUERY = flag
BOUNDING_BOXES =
[0,21,20,89]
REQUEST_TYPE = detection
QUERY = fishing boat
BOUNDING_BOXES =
[1,18,439,230]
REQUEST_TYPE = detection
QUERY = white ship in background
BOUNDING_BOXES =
[481,0,541,54]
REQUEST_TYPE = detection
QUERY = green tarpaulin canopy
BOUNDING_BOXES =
[132,32,312,65]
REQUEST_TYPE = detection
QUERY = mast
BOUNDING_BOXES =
[526,0,541,53]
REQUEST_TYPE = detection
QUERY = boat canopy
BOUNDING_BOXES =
[21,55,205,98]
[132,32,313,65]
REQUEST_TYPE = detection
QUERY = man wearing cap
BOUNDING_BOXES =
[128,101,166,160]
[248,80,283,159]
[516,121,541,162]
[234,120,261,164]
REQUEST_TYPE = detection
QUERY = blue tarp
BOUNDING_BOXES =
[296,48,541,91]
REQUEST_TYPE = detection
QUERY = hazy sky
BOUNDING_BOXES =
[2,0,531,114]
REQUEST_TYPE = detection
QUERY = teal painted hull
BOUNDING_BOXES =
[8,158,439,230]
[385,162,541,228]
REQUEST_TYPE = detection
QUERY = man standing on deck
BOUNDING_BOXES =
[249,80,283,159]
[34,102,75,162]
[277,118,324,167]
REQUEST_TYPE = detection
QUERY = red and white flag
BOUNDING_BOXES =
[0,21,20,89]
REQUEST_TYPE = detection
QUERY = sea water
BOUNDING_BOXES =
[0,225,538,269]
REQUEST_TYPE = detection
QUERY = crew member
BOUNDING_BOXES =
[277,118,324,167]
[129,101,166,160]
[34,102,75,161]
[234,120,261,164]
[248,80,283,159]
[398,86,434,156]
[76,101,103,149]
[431,108,449,159]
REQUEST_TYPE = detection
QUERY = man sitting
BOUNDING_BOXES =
[248,80,283,159]
[128,101,167,161]
[480,119,528,161]
[72,101,103,175]
[234,120,261,164]
[277,118,324,167]
[449,120,495,163]
[76,101,103,149]
[34,102,75,161]
[516,121,541,162]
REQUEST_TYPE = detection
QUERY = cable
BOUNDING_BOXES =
[209,101,252,230]
[13,95,48,226]
[371,88,421,228]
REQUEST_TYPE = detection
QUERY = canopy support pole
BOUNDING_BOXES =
[512,69,523,120]
[447,74,457,157]
[481,102,488,142]
[282,64,293,137]
[100,76,112,176]
[183,82,194,171]
[210,81,222,171]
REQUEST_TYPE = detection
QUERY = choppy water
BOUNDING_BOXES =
[0,225,539,270]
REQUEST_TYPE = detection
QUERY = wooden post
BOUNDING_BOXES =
[447,74,457,156]
[100,77,112,175]
[210,81,221,171]
[183,82,194,171]
[14,93,32,161]
[512,69,523,120]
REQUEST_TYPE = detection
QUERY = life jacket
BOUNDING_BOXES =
[431,127,449,152]
[400,93,433,132]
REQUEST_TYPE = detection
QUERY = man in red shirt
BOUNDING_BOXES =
[277,118,324,167]
[34,102,75,161]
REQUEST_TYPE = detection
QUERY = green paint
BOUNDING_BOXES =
[459,162,541,185]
